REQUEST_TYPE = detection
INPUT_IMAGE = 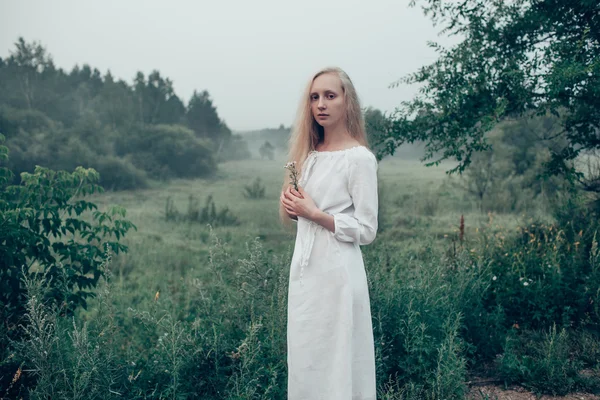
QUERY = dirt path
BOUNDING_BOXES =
[466,378,599,400]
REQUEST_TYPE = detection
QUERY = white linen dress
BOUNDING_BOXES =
[287,145,379,400]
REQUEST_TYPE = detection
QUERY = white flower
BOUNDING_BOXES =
[492,276,497,281]
[523,281,529,286]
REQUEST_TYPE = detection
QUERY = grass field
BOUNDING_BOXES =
[8,150,599,399]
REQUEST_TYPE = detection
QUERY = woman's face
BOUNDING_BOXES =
[310,73,345,129]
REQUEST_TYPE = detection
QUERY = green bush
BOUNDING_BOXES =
[0,134,136,356]
[0,105,58,138]
[165,194,240,227]
[116,124,217,179]
[242,177,266,199]
[497,325,599,395]
[476,216,600,333]
[94,155,149,191]
[367,241,478,398]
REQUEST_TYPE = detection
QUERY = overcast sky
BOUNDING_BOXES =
[0,0,449,132]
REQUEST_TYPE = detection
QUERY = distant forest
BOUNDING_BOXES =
[0,38,251,190]
[0,38,407,191]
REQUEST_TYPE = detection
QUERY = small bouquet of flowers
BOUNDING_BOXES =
[284,161,299,191]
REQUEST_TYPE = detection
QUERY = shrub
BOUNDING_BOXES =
[0,135,136,351]
[94,155,149,191]
[497,325,598,395]
[165,194,240,227]
[242,177,266,199]
[0,105,57,138]
[116,124,217,179]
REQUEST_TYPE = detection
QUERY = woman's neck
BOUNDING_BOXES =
[320,124,353,148]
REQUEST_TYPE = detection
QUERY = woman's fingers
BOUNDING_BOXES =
[281,191,296,215]
[284,187,297,201]
[291,187,303,198]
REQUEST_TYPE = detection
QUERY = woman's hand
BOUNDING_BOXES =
[280,185,319,221]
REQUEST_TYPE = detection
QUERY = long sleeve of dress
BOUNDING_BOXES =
[332,151,379,245]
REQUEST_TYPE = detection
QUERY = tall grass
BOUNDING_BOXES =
[3,156,600,398]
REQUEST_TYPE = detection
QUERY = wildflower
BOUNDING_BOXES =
[284,161,299,191]
[492,276,497,281]
[523,281,529,286]
[11,367,21,384]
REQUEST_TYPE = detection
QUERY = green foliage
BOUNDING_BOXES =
[0,105,57,138]
[460,114,568,213]
[4,138,600,398]
[242,177,266,199]
[474,208,600,333]
[498,325,600,395]
[6,250,122,400]
[0,136,136,355]
[133,70,185,125]
[186,90,225,141]
[116,124,217,180]
[364,107,393,160]
[0,37,251,192]
[367,242,480,397]
[92,155,149,191]
[165,194,240,226]
[385,0,600,185]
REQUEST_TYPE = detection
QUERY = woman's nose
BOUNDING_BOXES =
[318,99,326,109]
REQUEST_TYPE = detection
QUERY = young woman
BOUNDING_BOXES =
[279,67,379,399]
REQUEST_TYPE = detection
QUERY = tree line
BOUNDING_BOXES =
[0,37,250,190]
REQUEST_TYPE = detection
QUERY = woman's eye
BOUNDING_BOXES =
[328,94,335,99]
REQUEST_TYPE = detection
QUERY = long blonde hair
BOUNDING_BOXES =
[279,66,369,227]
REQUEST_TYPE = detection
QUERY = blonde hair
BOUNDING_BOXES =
[278,66,370,227]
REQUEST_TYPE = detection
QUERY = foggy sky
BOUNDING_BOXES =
[0,0,449,131]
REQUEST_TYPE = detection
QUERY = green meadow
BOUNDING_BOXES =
[6,147,597,399]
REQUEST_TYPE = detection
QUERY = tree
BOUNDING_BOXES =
[8,37,54,110]
[383,0,600,190]
[133,70,185,125]
[364,107,392,159]
[186,90,225,141]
